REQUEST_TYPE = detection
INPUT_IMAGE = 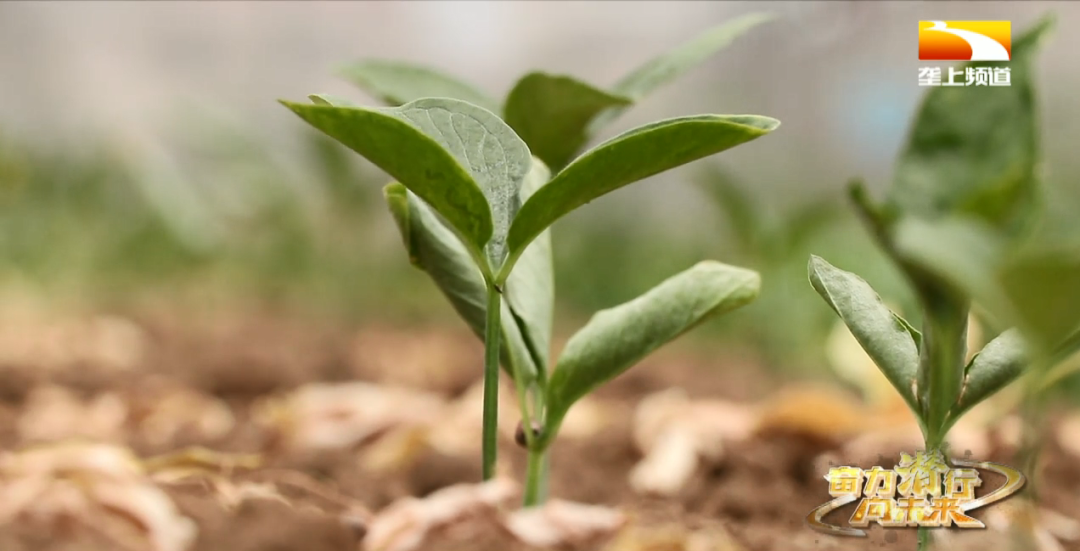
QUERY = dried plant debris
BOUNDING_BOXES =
[603,523,746,551]
[363,477,519,551]
[503,499,626,549]
[0,314,147,375]
[629,382,1009,497]
[17,385,128,444]
[253,382,446,453]
[630,388,757,496]
[132,382,236,448]
[752,384,870,442]
[15,383,236,450]
[424,380,520,459]
[147,446,374,543]
[1055,410,1080,460]
[934,501,1080,551]
[0,442,196,551]
[348,328,482,394]
[364,478,625,551]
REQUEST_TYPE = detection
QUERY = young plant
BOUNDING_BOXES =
[280,14,779,494]
[807,17,1054,550]
[280,93,772,497]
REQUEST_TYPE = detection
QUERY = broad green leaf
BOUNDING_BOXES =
[339,60,499,113]
[999,247,1080,353]
[384,182,538,383]
[284,98,532,267]
[895,217,1080,357]
[503,158,555,376]
[886,17,1054,232]
[808,255,920,412]
[543,261,760,440]
[952,329,1027,418]
[588,12,776,133]
[381,98,531,267]
[502,114,779,277]
[892,216,1009,316]
[503,73,632,170]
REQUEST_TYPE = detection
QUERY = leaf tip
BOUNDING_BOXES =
[694,260,762,305]
[732,115,780,133]
[807,254,828,273]
[383,181,408,200]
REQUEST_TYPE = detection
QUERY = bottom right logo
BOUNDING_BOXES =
[806,449,1025,537]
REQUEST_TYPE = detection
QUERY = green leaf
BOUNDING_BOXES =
[999,246,1080,353]
[543,261,760,442]
[847,179,897,250]
[696,166,762,257]
[503,73,632,170]
[384,182,538,383]
[886,16,1054,232]
[339,60,499,113]
[1050,329,1080,368]
[895,217,1080,357]
[308,94,360,107]
[952,329,1027,418]
[503,159,555,376]
[894,313,924,350]
[502,114,779,277]
[611,12,775,99]
[283,98,531,268]
[892,216,1008,313]
[808,255,921,413]
[589,12,776,132]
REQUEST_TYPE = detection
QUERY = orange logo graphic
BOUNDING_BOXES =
[919,21,1011,61]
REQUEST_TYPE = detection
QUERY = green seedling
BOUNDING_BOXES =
[280,14,778,500]
[807,16,1056,550]
[280,97,772,505]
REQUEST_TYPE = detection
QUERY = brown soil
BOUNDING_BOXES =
[0,309,1076,551]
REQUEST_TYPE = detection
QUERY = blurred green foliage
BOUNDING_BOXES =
[0,122,445,321]
[0,111,1076,389]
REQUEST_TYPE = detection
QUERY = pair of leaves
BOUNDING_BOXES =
[808,255,1029,427]
[540,261,760,446]
[371,111,771,403]
[296,95,552,383]
[290,95,530,270]
[340,13,774,170]
[284,97,778,282]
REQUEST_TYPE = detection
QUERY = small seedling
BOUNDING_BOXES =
[280,14,779,502]
[807,17,1057,550]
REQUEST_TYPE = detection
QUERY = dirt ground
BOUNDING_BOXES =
[0,307,1076,551]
